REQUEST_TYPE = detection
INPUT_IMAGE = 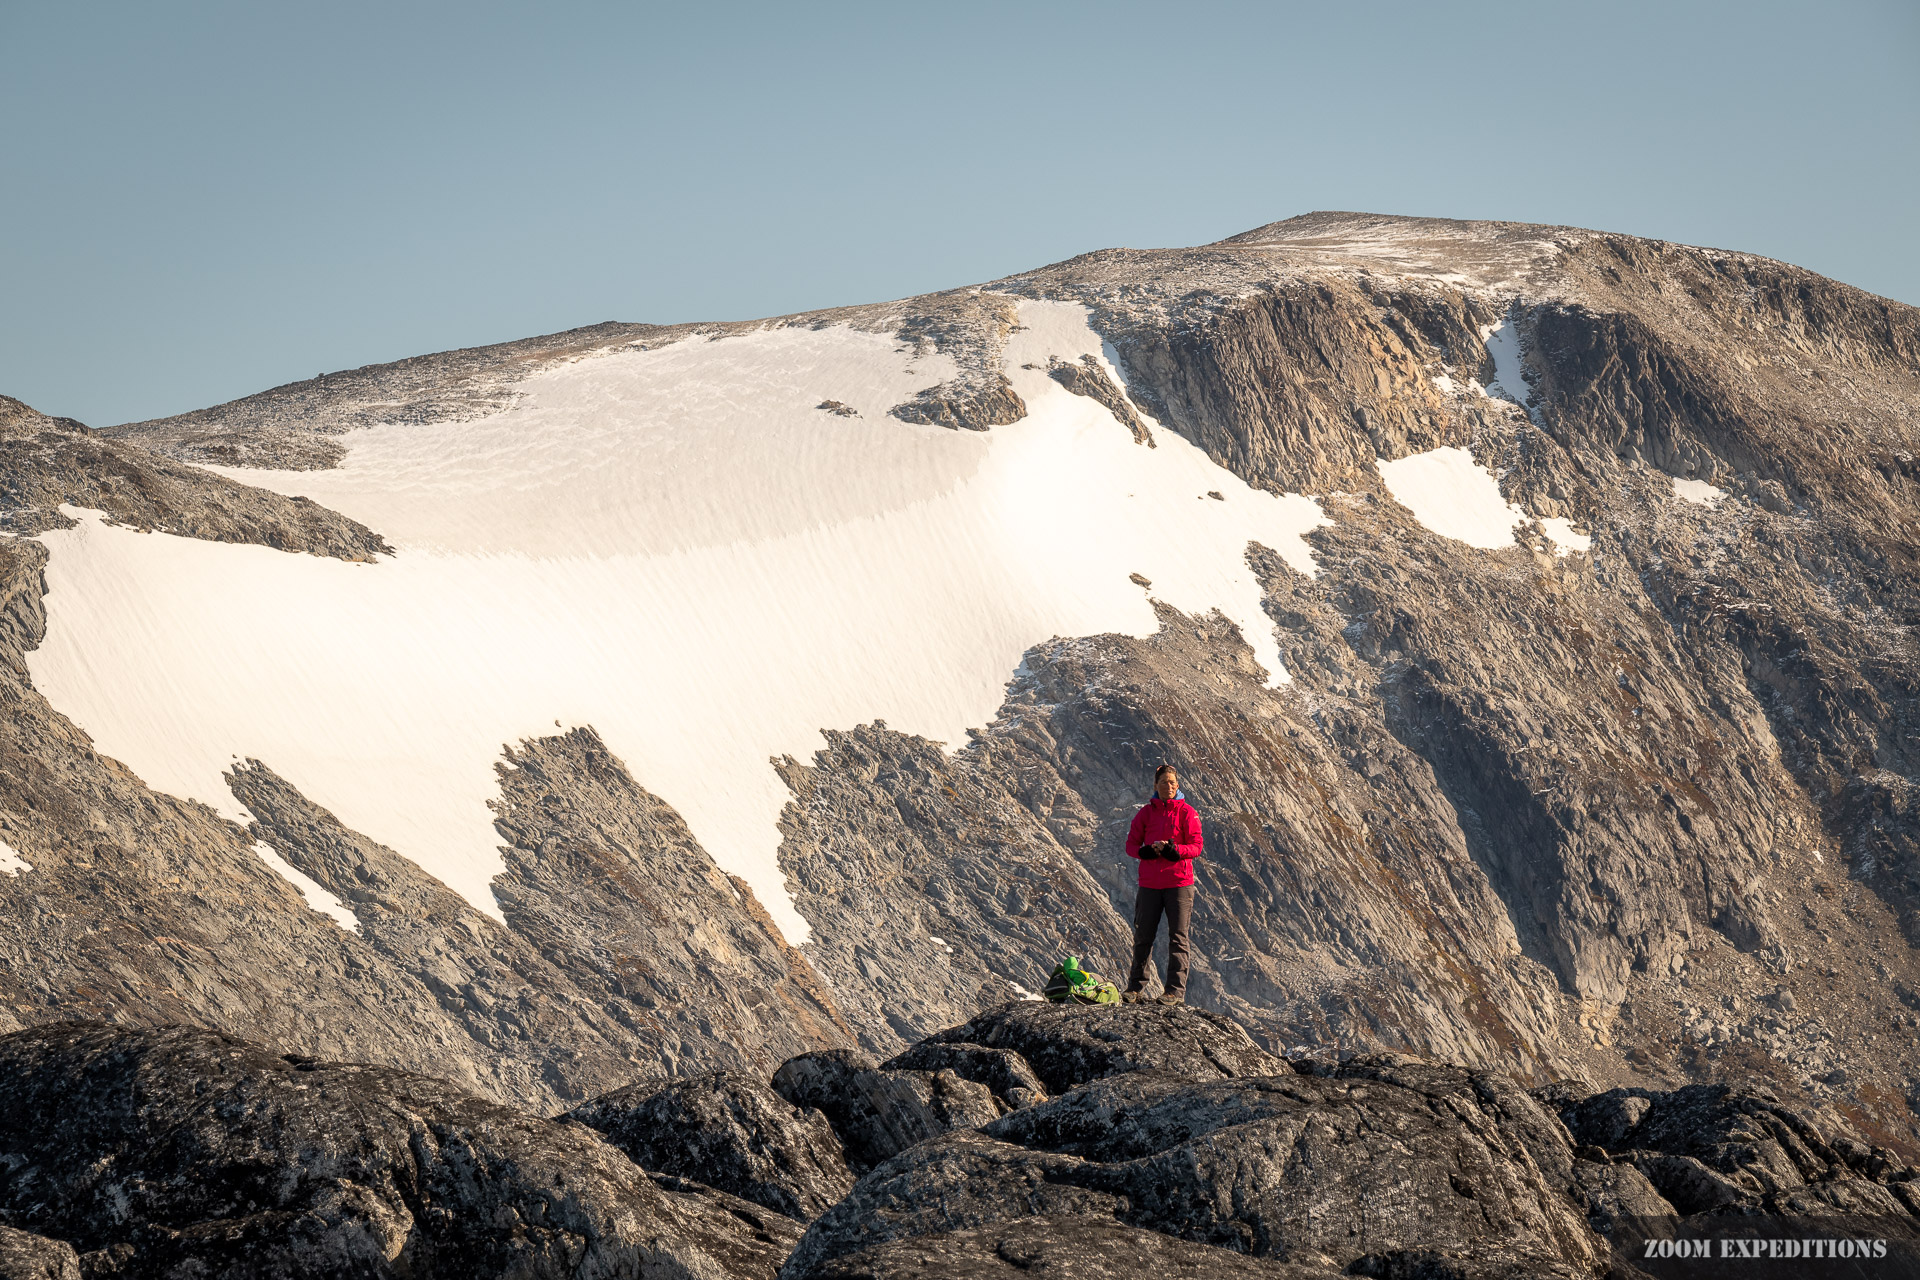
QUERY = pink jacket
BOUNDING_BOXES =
[1125,796,1203,889]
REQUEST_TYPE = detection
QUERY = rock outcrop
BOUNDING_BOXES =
[0,394,386,556]
[1547,1079,1920,1222]
[880,1040,1048,1110]
[1047,353,1153,444]
[924,998,1283,1093]
[775,723,1133,1055]
[888,373,1026,432]
[229,734,854,1108]
[0,1021,800,1280]
[780,1003,1920,1278]
[800,1214,1343,1279]
[4,1000,1917,1278]
[565,1070,854,1222]
[782,1004,1599,1278]
[0,1226,80,1280]
[771,1050,1002,1174]
[488,728,852,1070]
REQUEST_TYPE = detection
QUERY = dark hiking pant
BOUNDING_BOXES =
[1127,885,1194,997]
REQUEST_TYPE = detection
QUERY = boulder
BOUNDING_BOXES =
[0,1227,79,1280]
[1297,1052,1581,1188]
[779,1131,1120,1277]
[1568,1158,1677,1240]
[1547,1081,1919,1218]
[1629,1155,1747,1216]
[926,1000,1283,1094]
[0,1021,799,1279]
[564,1069,854,1221]
[879,1042,1048,1110]
[771,1050,1001,1173]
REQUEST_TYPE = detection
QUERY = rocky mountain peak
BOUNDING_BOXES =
[0,210,1915,1230]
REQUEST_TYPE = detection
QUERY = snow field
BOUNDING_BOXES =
[253,840,360,931]
[0,841,29,876]
[30,306,1325,942]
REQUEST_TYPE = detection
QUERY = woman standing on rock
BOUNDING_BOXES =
[1122,764,1202,1005]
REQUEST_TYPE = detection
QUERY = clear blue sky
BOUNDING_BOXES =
[4,1,1916,428]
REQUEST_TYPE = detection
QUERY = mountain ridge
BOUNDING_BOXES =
[0,210,1916,1164]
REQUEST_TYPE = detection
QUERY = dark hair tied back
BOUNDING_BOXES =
[1154,764,1176,783]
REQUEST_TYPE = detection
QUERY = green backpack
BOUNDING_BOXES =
[1043,955,1119,1005]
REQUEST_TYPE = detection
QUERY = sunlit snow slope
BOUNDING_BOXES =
[30,303,1326,939]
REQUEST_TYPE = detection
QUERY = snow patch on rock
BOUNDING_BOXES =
[1481,319,1540,425]
[0,841,30,876]
[254,841,360,932]
[29,311,1324,943]
[1673,476,1727,505]
[1377,447,1588,556]
[1539,517,1592,556]
[1376,447,1526,548]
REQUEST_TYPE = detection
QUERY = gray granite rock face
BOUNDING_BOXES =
[774,723,1134,1055]
[229,732,854,1109]
[488,728,853,1072]
[0,531,525,1099]
[565,1070,853,1222]
[0,1021,799,1280]
[829,598,1567,1073]
[779,214,1920,1138]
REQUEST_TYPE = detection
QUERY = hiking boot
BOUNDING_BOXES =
[1155,992,1185,1006]
[1120,990,1145,1004]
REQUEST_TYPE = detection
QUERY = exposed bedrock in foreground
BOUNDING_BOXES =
[3,1002,1917,1279]
[0,1021,802,1280]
